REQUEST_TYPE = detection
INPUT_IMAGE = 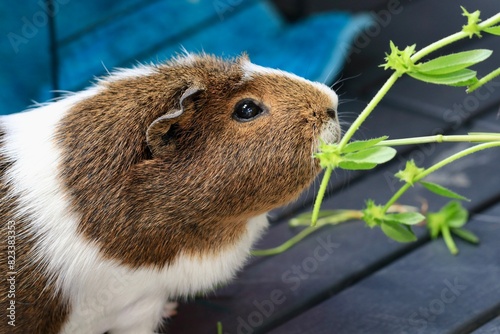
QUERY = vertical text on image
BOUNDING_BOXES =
[6,220,17,327]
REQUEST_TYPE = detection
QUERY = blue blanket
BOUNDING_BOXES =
[0,0,370,115]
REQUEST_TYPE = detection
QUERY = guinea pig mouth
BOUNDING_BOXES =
[318,119,341,146]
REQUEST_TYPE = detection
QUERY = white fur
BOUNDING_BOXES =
[242,61,339,109]
[101,65,157,83]
[172,48,199,65]
[0,90,269,333]
[319,119,341,146]
[62,214,268,334]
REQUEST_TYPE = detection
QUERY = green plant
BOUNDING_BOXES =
[253,7,500,256]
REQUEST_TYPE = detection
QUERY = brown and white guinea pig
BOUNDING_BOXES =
[0,53,339,334]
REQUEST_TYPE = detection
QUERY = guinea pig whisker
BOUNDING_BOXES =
[101,61,111,75]
[330,73,361,90]
[323,67,344,87]
[337,97,358,105]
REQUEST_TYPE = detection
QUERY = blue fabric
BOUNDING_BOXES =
[0,1,52,114]
[0,0,370,115]
[58,0,221,90]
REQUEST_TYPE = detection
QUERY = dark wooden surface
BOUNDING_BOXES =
[167,0,500,333]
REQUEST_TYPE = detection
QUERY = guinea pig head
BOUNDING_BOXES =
[144,56,340,219]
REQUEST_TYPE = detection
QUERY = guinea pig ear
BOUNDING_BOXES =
[146,86,203,157]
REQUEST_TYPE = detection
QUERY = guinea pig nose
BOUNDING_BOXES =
[326,108,337,119]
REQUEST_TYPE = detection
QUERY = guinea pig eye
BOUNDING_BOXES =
[233,99,264,122]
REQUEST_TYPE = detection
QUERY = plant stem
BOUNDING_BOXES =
[442,225,458,255]
[291,210,363,227]
[383,183,412,212]
[338,73,400,149]
[412,11,500,62]
[339,9,500,151]
[251,226,319,256]
[382,142,500,213]
[411,32,466,62]
[253,210,360,257]
[479,11,500,31]
[217,322,223,334]
[377,134,500,146]
[416,141,500,180]
[311,166,333,226]
[339,11,500,150]
[467,67,500,92]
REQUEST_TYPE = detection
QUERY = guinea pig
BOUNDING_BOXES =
[0,53,339,334]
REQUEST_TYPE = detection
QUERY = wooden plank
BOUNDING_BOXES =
[166,119,500,333]
[472,316,500,333]
[167,223,430,334]
[269,204,500,334]
[481,106,500,124]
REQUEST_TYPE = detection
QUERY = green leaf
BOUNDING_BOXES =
[342,136,389,153]
[461,6,482,38]
[381,41,418,74]
[315,143,342,169]
[442,225,459,255]
[342,146,397,164]
[408,69,478,86]
[419,181,470,201]
[385,212,425,225]
[451,227,479,244]
[427,211,443,239]
[484,26,500,36]
[444,202,469,228]
[417,49,492,75]
[338,161,378,170]
[424,200,475,255]
[427,201,469,230]
[380,220,417,242]
[426,201,469,239]
[362,200,385,228]
[395,160,424,185]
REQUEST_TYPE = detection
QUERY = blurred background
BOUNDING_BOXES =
[0,0,379,115]
[1,1,498,117]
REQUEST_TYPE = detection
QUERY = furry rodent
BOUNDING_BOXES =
[0,54,339,333]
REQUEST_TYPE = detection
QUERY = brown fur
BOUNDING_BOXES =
[56,55,336,268]
[0,55,338,332]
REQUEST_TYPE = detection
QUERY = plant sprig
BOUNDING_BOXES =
[337,6,500,153]
[253,7,500,257]
[251,210,361,256]
[314,9,500,204]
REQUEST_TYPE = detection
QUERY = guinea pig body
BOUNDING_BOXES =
[0,54,339,333]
